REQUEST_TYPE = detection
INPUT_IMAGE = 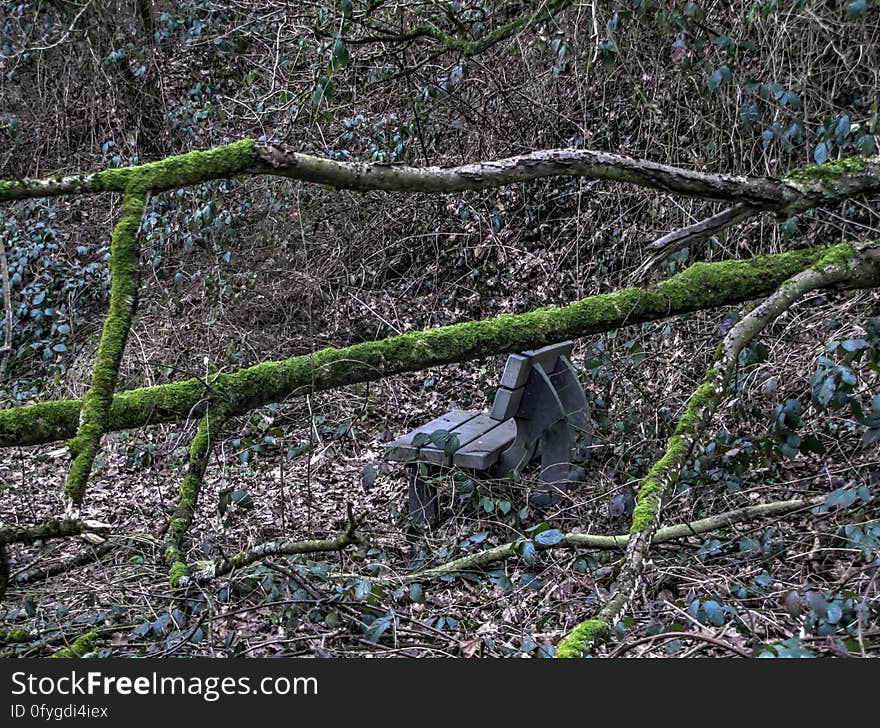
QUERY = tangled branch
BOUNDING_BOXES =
[555,244,880,657]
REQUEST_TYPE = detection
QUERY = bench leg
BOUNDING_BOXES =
[529,420,585,507]
[407,464,438,525]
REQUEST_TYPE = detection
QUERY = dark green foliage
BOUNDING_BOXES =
[0,200,110,392]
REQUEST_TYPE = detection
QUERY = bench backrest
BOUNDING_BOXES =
[490,341,574,421]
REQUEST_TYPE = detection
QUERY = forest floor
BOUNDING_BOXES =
[2,291,879,657]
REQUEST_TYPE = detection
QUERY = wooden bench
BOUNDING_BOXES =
[385,341,591,522]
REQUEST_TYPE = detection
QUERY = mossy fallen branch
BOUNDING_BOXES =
[0,518,110,546]
[64,190,147,506]
[12,540,119,588]
[555,245,880,658]
[0,519,112,599]
[0,140,257,202]
[166,404,227,586]
[0,244,870,448]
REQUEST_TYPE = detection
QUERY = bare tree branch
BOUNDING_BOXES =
[329,496,823,586]
[329,0,573,56]
[3,140,877,219]
[185,503,361,586]
[633,203,760,280]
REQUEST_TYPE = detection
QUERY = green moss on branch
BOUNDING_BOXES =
[0,141,258,202]
[0,519,89,545]
[0,245,861,449]
[169,560,188,588]
[0,629,30,644]
[631,375,721,533]
[50,631,98,658]
[784,156,866,185]
[555,619,609,658]
[93,139,256,194]
[65,191,147,505]
[165,405,227,585]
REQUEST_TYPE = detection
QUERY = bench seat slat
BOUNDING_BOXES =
[452,418,516,469]
[385,410,479,462]
[418,413,508,466]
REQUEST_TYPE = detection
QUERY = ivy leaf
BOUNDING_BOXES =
[813,140,830,165]
[412,432,431,448]
[534,529,564,546]
[310,75,334,112]
[328,38,351,73]
[834,115,851,140]
[739,102,760,131]
[219,488,253,516]
[841,338,867,352]
[857,134,877,156]
[799,435,825,455]
[232,489,253,508]
[428,429,451,447]
[364,614,393,643]
[805,592,829,619]
[824,487,857,509]
[815,376,836,408]
[783,590,802,619]
[705,65,732,92]
[846,0,868,19]
[778,90,801,110]
[360,463,378,491]
[702,599,725,627]
[519,540,538,565]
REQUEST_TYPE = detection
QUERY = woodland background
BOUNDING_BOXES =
[0,0,878,657]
